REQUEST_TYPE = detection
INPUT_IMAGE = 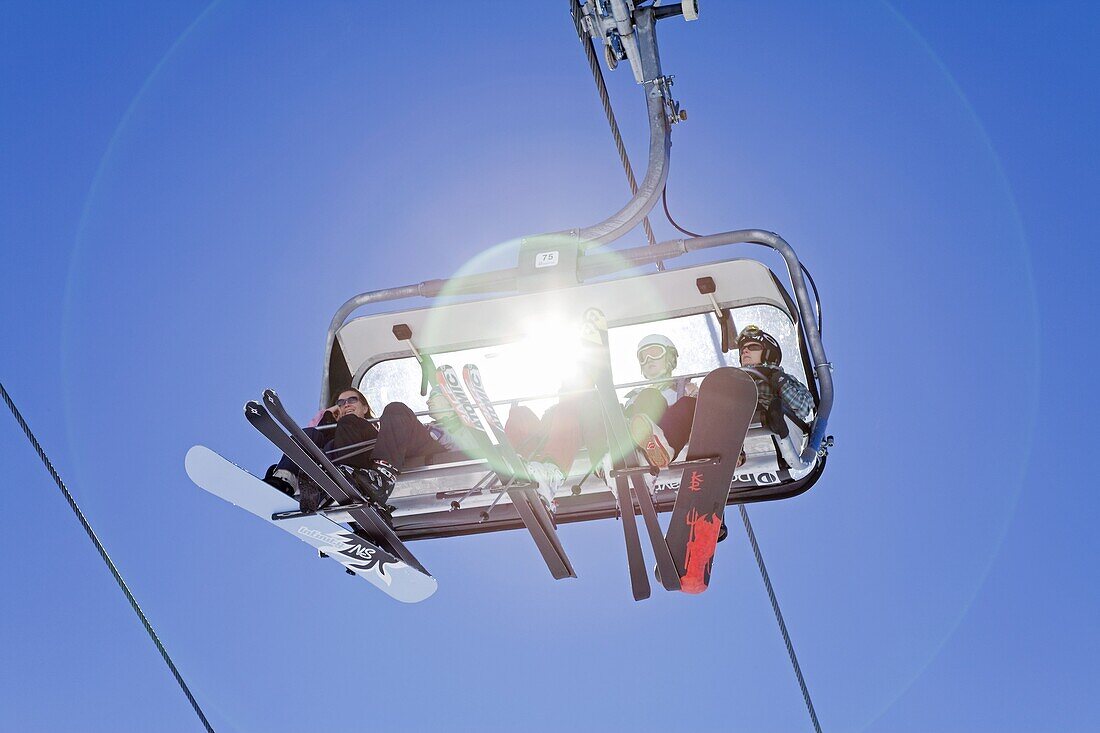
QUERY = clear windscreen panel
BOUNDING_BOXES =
[356,304,805,418]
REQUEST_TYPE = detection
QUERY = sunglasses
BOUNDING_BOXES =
[741,343,764,352]
[335,396,361,406]
[637,344,669,365]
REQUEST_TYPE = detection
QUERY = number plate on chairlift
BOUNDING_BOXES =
[535,251,559,268]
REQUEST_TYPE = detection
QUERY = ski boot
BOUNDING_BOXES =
[594,452,626,516]
[262,464,298,498]
[525,460,564,514]
[629,414,673,468]
[340,460,399,521]
[297,471,327,513]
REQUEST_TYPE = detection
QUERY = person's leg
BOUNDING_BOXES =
[333,402,440,512]
[619,388,676,467]
[326,415,378,469]
[371,402,441,471]
[272,426,325,473]
[286,426,333,510]
[625,387,669,424]
[534,397,587,472]
[658,396,697,458]
[504,405,543,457]
[515,401,581,510]
[265,425,329,497]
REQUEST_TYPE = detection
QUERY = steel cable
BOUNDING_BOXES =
[739,504,823,733]
[1,382,216,733]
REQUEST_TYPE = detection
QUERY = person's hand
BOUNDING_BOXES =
[326,405,342,419]
[685,381,699,398]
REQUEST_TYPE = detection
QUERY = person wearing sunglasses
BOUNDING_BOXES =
[319,385,485,518]
[734,325,815,435]
[262,387,378,510]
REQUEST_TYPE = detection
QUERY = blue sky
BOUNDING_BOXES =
[1,2,1097,731]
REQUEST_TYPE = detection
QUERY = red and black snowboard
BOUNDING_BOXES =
[665,367,757,594]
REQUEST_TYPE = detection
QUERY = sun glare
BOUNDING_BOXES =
[501,318,585,397]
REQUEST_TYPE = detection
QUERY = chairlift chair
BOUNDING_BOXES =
[187,0,834,600]
[319,231,832,543]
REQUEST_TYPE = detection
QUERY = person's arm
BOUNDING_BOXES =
[778,374,815,422]
[306,406,339,427]
[433,418,471,453]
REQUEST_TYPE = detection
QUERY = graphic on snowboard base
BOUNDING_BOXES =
[185,445,437,603]
[664,367,758,593]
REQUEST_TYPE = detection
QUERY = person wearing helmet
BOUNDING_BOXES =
[627,334,694,404]
[622,334,699,468]
[735,325,815,434]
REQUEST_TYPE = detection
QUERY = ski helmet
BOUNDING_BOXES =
[736,325,782,365]
[637,333,678,369]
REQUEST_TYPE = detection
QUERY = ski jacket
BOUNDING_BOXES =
[742,365,815,425]
[623,376,695,410]
[427,420,474,453]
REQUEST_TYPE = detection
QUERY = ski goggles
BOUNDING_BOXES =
[637,343,670,365]
[739,324,765,339]
[335,396,361,406]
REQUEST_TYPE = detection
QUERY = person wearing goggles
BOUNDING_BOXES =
[622,334,700,469]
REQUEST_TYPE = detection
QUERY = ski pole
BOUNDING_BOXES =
[479,474,525,522]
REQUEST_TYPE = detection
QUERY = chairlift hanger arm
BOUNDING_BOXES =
[320,2,699,402]
[548,0,696,250]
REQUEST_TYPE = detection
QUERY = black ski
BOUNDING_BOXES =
[461,364,575,578]
[246,396,429,576]
[577,310,657,597]
[580,307,682,595]
[435,365,575,580]
[587,317,681,592]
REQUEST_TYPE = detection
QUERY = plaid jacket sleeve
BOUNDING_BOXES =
[778,374,815,422]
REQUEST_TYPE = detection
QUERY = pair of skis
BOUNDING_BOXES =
[580,309,681,600]
[435,364,576,580]
[186,389,436,603]
[580,308,757,598]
